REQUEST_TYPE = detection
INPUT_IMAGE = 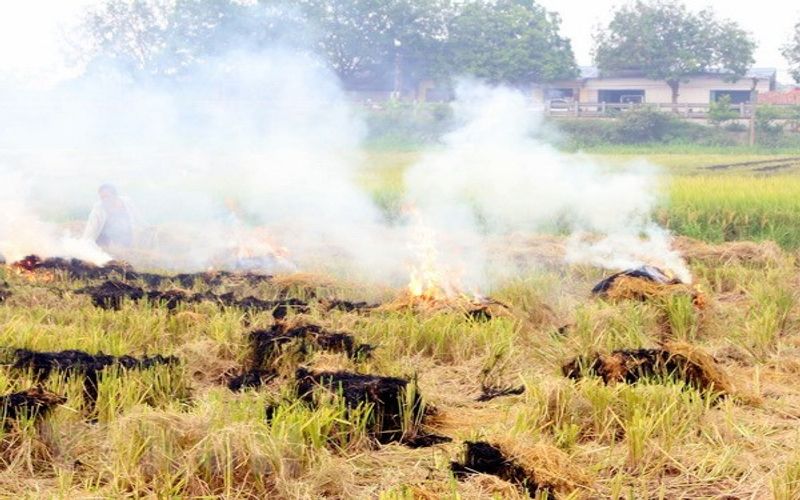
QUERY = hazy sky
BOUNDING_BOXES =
[1,0,798,86]
[538,0,800,83]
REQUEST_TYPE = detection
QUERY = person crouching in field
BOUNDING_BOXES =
[83,184,136,251]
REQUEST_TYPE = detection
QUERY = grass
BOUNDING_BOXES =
[360,150,800,249]
[0,148,798,497]
[0,228,797,497]
[661,176,800,248]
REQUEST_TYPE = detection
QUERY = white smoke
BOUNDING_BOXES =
[0,44,407,280]
[404,82,691,285]
[0,171,110,264]
[0,6,690,288]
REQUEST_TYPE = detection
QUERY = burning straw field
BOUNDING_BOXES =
[0,226,799,499]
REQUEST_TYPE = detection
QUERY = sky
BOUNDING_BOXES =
[0,0,798,86]
[0,0,97,87]
[538,0,800,84]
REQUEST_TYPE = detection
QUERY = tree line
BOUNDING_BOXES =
[80,0,800,95]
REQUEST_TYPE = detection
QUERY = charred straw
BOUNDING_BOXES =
[476,384,525,402]
[320,299,377,313]
[12,255,272,288]
[451,441,546,497]
[227,368,277,392]
[11,349,179,381]
[0,387,66,424]
[295,368,425,444]
[77,279,309,314]
[10,349,179,410]
[562,344,733,397]
[249,322,374,368]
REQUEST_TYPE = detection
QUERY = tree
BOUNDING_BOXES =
[80,0,309,79]
[79,0,578,90]
[80,0,448,90]
[707,95,738,127]
[297,0,450,90]
[782,21,800,83]
[437,0,577,85]
[593,0,756,104]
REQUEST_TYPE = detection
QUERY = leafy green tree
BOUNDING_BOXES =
[782,21,800,83]
[80,0,578,90]
[594,0,756,103]
[708,95,739,126]
[297,0,450,90]
[437,0,577,85]
[81,0,308,79]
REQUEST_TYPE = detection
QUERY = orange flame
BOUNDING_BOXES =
[406,212,460,300]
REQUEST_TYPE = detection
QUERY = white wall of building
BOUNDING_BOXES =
[565,76,772,103]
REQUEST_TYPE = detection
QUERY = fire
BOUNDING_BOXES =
[8,259,55,283]
[406,212,460,300]
[227,226,295,272]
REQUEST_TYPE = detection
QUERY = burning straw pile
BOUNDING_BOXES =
[380,291,512,321]
[592,265,706,308]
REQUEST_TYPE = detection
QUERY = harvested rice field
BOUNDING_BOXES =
[0,230,798,499]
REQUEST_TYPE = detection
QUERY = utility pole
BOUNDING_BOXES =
[392,39,402,101]
[749,77,758,147]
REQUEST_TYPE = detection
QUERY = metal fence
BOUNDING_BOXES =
[544,101,771,118]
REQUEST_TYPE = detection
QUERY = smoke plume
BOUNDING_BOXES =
[0,6,689,289]
[403,82,690,285]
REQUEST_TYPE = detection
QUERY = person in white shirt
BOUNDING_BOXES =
[83,184,136,249]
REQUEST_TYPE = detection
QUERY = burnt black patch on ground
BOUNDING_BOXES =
[13,255,136,280]
[562,349,723,394]
[11,255,273,290]
[76,280,309,316]
[228,321,374,392]
[173,271,273,289]
[296,368,424,444]
[77,280,144,310]
[11,349,178,410]
[0,387,66,425]
[182,291,307,317]
[321,299,377,313]
[451,441,545,497]
[11,255,44,272]
[232,296,309,316]
[12,349,178,380]
[466,305,494,321]
[146,290,187,310]
[401,432,452,448]
[591,265,680,295]
[249,322,374,368]
[476,384,525,402]
[227,368,278,392]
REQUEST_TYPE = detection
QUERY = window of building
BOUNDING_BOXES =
[545,88,574,101]
[598,89,645,103]
[710,90,751,104]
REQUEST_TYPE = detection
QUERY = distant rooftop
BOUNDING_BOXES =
[577,66,776,80]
